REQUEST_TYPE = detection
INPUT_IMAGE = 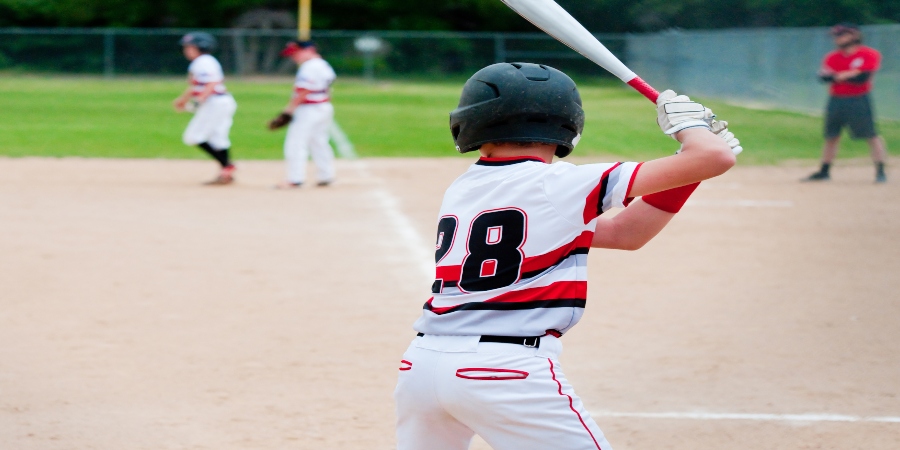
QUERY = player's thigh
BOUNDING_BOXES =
[395,346,473,450]
[208,98,236,148]
[824,97,848,139]
[445,353,612,450]
[285,108,317,148]
[183,106,216,145]
[847,96,878,139]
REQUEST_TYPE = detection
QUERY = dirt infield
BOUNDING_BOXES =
[1,157,898,450]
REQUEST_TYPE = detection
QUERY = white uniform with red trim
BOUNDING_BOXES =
[182,54,236,150]
[395,156,640,450]
[284,57,337,184]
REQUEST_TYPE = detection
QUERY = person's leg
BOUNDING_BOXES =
[441,340,613,450]
[806,97,844,181]
[395,345,474,450]
[282,107,313,186]
[198,142,230,168]
[848,95,887,182]
[869,136,887,182]
[207,96,237,170]
[309,104,336,185]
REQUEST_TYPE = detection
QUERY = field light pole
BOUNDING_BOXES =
[299,0,311,40]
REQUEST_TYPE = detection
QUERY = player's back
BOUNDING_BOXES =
[414,156,639,337]
[188,54,227,95]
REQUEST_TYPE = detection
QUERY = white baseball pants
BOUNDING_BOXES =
[394,335,613,450]
[182,94,237,150]
[284,102,335,184]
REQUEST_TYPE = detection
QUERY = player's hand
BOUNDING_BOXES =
[656,90,714,138]
[268,112,293,130]
[710,120,742,155]
[173,97,188,112]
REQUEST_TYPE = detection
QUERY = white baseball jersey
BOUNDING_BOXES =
[413,156,641,337]
[294,57,336,103]
[188,54,227,96]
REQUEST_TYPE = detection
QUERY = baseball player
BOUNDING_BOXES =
[268,40,337,188]
[806,23,887,183]
[173,32,238,185]
[394,63,741,450]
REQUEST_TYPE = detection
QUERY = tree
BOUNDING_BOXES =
[0,0,897,30]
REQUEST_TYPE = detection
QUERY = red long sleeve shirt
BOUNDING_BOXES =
[822,46,881,97]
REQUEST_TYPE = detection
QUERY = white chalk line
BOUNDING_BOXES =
[350,161,433,280]
[592,411,900,424]
[687,199,794,208]
[329,122,358,160]
[346,163,900,427]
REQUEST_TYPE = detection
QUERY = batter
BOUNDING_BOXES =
[394,63,742,449]
[173,32,238,185]
[269,40,337,188]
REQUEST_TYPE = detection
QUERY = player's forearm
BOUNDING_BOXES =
[628,129,735,197]
[834,69,862,82]
[195,83,219,102]
[176,86,193,102]
[284,95,305,113]
[591,200,675,250]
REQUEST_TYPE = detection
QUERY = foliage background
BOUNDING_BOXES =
[0,0,898,31]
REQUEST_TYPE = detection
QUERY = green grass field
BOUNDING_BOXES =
[1,76,897,164]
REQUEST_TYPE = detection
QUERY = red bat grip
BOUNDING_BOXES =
[627,77,660,103]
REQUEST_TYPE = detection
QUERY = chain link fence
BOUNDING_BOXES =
[1,26,897,119]
[0,28,625,80]
[627,24,900,120]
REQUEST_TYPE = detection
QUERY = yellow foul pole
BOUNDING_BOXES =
[299,0,312,40]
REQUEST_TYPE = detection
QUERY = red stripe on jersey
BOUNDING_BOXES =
[520,231,593,276]
[583,163,622,224]
[434,231,594,284]
[425,281,586,315]
[622,162,643,207]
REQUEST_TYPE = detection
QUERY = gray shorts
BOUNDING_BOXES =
[825,94,878,140]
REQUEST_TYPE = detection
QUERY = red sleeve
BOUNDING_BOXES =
[860,48,881,72]
[822,52,839,71]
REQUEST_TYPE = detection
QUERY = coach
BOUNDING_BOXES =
[806,23,887,183]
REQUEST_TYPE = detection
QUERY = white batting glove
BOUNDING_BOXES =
[710,120,743,155]
[656,90,714,138]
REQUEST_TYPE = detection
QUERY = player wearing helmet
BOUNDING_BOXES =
[173,32,238,185]
[268,40,337,189]
[394,63,741,449]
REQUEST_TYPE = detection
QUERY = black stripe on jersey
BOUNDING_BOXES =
[431,280,459,294]
[423,298,586,314]
[520,247,590,280]
[596,172,611,216]
[475,157,546,167]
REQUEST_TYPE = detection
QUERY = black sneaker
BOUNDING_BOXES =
[876,172,887,183]
[802,171,830,182]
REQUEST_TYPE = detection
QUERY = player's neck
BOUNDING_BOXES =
[840,44,861,55]
[479,143,556,163]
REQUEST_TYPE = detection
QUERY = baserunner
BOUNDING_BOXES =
[173,32,238,185]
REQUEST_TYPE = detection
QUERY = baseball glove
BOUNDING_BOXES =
[268,112,293,130]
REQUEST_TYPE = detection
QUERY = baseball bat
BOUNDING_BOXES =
[500,0,660,103]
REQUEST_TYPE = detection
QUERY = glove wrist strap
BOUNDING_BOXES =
[665,121,712,135]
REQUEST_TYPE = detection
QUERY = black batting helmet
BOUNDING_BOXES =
[179,32,217,52]
[449,63,584,158]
